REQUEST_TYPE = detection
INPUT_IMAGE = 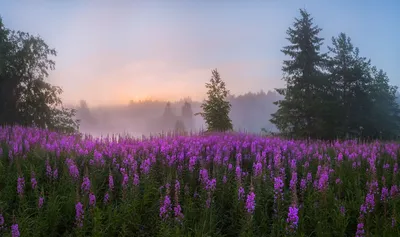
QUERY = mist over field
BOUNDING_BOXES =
[74,90,282,137]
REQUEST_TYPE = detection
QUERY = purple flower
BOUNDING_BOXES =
[66,159,79,180]
[205,178,217,191]
[381,187,389,202]
[274,177,284,201]
[222,175,227,184]
[238,186,245,200]
[390,185,398,198]
[17,176,25,196]
[286,205,299,232]
[103,192,110,204]
[89,193,96,207]
[289,171,297,192]
[11,223,20,237]
[46,160,52,178]
[133,173,140,186]
[81,176,91,193]
[159,195,172,220]
[108,174,114,191]
[53,168,58,180]
[0,214,4,226]
[245,191,256,214]
[365,192,375,213]
[31,174,37,190]
[253,162,262,177]
[355,222,365,237]
[122,172,129,189]
[317,170,329,192]
[340,206,346,216]
[174,204,184,220]
[75,202,84,228]
[38,196,44,209]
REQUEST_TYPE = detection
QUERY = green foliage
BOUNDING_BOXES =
[197,69,233,132]
[0,16,79,134]
[271,10,400,140]
[270,9,327,139]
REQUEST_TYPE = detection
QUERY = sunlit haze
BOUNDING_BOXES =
[1,0,398,106]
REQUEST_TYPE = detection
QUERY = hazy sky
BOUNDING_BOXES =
[1,0,399,106]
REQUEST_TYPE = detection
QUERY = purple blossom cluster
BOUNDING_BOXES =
[0,126,399,236]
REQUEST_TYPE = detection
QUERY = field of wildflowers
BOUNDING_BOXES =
[0,126,399,236]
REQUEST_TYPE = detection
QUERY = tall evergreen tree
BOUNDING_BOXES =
[369,67,400,139]
[270,9,327,138]
[327,33,374,139]
[197,69,233,132]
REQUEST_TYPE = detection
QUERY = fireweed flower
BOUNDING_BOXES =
[340,206,346,216]
[159,195,172,220]
[381,187,389,202]
[222,175,227,184]
[0,214,4,227]
[299,178,306,192]
[38,196,44,208]
[81,176,91,193]
[390,185,398,198]
[31,172,37,190]
[245,191,256,214]
[289,171,297,192]
[355,222,365,237]
[360,192,375,214]
[286,205,299,232]
[205,178,217,191]
[75,202,84,228]
[122,172,129,189]
[274,177,284,201]
[53,168,58,180]
[253,162,262,177]
[133,173,140,186]
[103,192,110,204]
[317,170,329,192]
[66,159,79,180]
[238,186,245,200]
[46,160,52,178]
[108,174,115,191]
[11,223,20,237]
[89,193,96,207]
[17,176,25,196]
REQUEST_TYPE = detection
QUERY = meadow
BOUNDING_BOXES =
[0,126,399,236]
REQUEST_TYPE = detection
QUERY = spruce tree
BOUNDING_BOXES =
[327,33,374,139]
[270,9,327,138]
[197,69,233,132]
[369,67,400,139]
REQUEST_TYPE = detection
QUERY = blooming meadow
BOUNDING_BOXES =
[0,126,399,236]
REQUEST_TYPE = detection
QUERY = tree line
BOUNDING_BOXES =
[200,9,400,140]
[1,9,399,140]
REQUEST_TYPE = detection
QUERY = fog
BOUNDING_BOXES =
[74,90,282,137]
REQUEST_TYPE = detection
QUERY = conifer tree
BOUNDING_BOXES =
[270,9,327,138]
[197,69,233,132]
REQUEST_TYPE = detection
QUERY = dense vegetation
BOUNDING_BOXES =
[0,126,399,236]
[1,7,400,237]
[271,10,400,140]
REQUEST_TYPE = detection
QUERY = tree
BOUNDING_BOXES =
[327,33,374,139]
[0,16,79,133]
[181,100,194,130]
[270,9,328,139]
[368,67,400,139]
[196,69,233,132]
[174,119,186,134]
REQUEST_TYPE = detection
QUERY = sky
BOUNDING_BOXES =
[0,0,399,106]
